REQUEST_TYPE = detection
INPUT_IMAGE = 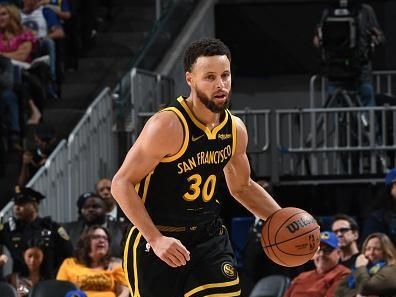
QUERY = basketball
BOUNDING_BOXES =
[261,207,320,267]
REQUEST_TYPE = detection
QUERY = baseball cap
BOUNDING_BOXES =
[385,168,396,186]
[11,187,45,204]
[320,231,338,249]
[65,290,87,297]
[77,192,101,210]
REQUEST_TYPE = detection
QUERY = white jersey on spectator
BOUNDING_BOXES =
[21,7,48,38]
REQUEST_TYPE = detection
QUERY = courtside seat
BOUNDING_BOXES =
[249,274,290,297]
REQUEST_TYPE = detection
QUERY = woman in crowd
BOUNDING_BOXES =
[0,3,43,127]
[56,225,129,297]
[8,238,51,297]
[335,232,396,297]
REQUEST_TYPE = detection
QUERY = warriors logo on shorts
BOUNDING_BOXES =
[221,262,236,279]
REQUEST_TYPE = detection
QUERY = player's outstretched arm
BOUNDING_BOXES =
[223,117,281,220]
[111,111,190,267]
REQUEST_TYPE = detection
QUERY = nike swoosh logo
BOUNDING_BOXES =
[192,135,205,141]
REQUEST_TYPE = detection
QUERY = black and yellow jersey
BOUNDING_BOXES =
[135,96,237,226]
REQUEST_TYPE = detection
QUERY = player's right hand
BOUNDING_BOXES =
[150,235,190,267]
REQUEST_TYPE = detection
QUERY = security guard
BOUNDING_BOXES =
[0,187,73,276]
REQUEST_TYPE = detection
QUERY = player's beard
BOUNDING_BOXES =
[196,88,231,113]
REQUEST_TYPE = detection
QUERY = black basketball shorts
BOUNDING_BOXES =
[123,225,241,297]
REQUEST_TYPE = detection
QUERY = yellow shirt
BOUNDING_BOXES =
[56,258,128,297]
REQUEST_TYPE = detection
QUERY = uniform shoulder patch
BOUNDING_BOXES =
[57,226,70,241]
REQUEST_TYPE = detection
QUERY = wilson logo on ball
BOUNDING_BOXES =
[286,216,316,234]
[308,234,317,250]
[261,207,320,267]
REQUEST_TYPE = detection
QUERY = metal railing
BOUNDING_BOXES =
[276,105,396,180]
[129,68,174,141]
[310,71,396,108]
[135,108,271,175]
[67,88,117,213]
[0,88,117,224]
[2,70,395,228]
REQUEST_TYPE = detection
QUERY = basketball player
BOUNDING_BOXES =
[111,38,281,297]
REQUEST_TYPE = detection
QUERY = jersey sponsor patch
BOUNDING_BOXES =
[221,262,237,279]
[57,226,70,241]
[218,133,232,140]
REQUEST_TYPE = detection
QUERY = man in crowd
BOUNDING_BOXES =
[283,231,350,297]
[63,191,125,257]
[0,187,73,276]
[331,214,360,269]
[96,178,127,225]
[18,124,57,186]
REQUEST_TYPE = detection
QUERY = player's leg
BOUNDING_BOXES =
[123,226,187,297]
[183,227,241,297]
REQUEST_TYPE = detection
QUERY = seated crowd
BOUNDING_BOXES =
[242,168,396,297]
[1,172,396,296]
[0,177,130,297]
[0,0,103,185]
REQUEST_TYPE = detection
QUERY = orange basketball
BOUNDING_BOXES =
[261,207,320,267]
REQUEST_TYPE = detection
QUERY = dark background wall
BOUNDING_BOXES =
[215,0,395,77]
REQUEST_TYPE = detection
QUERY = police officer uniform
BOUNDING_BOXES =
[0,187,73,277]
[124,97,241,297]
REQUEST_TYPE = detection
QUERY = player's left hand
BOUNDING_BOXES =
[150,235,191,267]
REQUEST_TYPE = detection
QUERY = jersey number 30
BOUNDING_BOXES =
[183,174,217,202]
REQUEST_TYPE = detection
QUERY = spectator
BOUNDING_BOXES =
[331,214,360,269]
[334,232,396,297]
[362,167,396,245]
[96,178,127,224]
[20,0,64,46]
[0,187,73,276]
[63,192,125,258]
[7,238,51,296]
[0,3,38,149]
[37,0,71,21]
[37,0,72,91]
[20,0,65,98]
[18,123,57,186]
[56,225,129,297]
[283,231,350,297]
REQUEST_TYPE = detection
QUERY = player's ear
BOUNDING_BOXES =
[186,72,192,87]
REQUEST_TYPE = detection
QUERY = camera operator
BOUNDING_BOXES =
[313,0,384,108]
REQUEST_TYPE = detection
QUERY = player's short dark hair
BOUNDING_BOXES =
[183,38,231,72]
[332,213,359,232]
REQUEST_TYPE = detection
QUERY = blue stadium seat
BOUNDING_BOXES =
[230,216,255,268]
